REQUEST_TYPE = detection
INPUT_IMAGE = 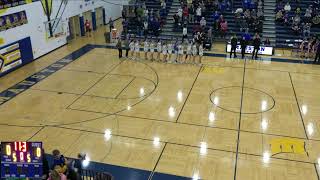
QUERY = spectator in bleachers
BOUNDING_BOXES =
[314,39,320,63]
[308,36,317,58]
[143,20,148,36]
[304,6,312,23]
[264,37,271,45]
[243,29,252,41]
[213,10,221,21]
[300,39,309,57]
[183,5,189,23]
[313,0,320,8]
[196,6,202,22]
[220,20,228,38]
[291,22,301,35]
[161,0,166,10]
[293,14,301,25]
[200,17,206,28]
[303,23,311,38]
[178,6,183,25]
[257,9,264,20]
[284,2,291,12]
[189,4,195,23]
[52,149,67,174]
[276,10,284,22]
[48,168,67,180]
[182,24,188,41]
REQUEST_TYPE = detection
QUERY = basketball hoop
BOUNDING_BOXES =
[44,18,67,39]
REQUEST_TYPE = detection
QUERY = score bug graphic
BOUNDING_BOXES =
[1,142,43,178]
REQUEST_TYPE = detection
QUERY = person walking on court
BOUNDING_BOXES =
[109,17,114,32]
[124,38,130,58]
[156,40,162,61]
[230,34,238,58]
[150,40,155,61]
[85,19,91,37]
[199,44,204,64]
[252,33,261,59]
[314,40,320,64]
[116,38,123,58]
[240,37,248,59]
[129,39,135,59]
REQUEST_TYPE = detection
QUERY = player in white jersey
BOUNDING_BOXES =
[192,43,198,64]
[144,39,149,60]
[129,39,135,59]
[156,40,162,61]
[135,40,140,59]
[177,43,184,63]
[198,44,204,64]
[185,40,192,63]
[149,40,155,61]
[167,40,173,63]
[162,42,168,62]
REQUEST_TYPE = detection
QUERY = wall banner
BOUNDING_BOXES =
[0,37,34,77]
[0,0,39,10]
[0,10,28,32]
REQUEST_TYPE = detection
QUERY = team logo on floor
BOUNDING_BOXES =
[270,138,307,156]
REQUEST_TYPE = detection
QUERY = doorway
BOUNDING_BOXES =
[68,15,80,39]
[95,7,104,28]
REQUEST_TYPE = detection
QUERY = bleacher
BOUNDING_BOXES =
[275,0,320,47]
[124,0,173,38]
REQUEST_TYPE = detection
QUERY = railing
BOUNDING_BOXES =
[81,169,114,180]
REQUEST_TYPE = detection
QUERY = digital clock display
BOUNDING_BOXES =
[1,142,43,178]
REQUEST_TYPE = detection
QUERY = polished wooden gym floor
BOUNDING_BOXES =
[1,26,320,180]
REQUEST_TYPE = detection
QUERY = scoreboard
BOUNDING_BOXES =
[0,142,43,178]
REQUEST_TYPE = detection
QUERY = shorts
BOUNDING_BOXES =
[192,51,197,56]
[179,50,184,55]
[144,48,149,52]
[162,51,167,55]
[199,52,203,56]
[168,50,173,54]
[130,48,135,51]
[135,49,140,52]
[187,51,192,55]
[157,49,161,52]
[86,28,91,32]
[150,49,155,53]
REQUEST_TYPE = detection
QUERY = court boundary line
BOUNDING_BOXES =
[50,125,318,165]
[233,57,247,180]
[65,60,124,109]
[61,108,320,142]
[209,86,276,114]
[314,163,320,180]
[288,72,309,140]
[148,142,168,180]
[115,76,136,98]
[175,65,202,123]
[0,44,319,179]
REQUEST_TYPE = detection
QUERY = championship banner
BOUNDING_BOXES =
[0,0,39,10]
[0,37,34,77]
[0,10,28,32]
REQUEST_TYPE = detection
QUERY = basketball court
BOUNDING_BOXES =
[0,24,320,179]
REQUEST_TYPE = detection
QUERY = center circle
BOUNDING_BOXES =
[210,86,275,114]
